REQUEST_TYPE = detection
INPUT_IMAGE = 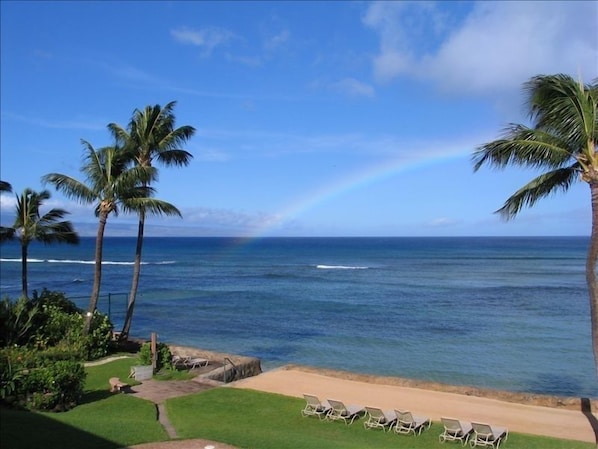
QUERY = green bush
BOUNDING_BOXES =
[0,296,39,347]
[84,311,113,360]
[0,347,86,411]
[1,291,114,361]
[21,360,86,411]
[138,342,172,371]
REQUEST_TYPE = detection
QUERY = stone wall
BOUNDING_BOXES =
[168,344,262,383]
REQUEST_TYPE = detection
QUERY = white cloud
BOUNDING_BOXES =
[265,29,290,50]
[427,217,460,228]
[364,1,598,95]
[171,26,236,56]
[331,78,375,97]
[310,78,375,98]
[195,147,231,162]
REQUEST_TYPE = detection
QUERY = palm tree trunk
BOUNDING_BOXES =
[587,183,598,377]
[121,211,145,339]
[84,211,108,335]
[21,244,28,299]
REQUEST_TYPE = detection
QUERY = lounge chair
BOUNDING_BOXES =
[186,357,208,369]
[393,409,431,436]
[363,406,397,431]
[326,399,365,425]
[301,394,331,419]
[439,417,473,445]
[172,355,209,369]
[470,422,508,448]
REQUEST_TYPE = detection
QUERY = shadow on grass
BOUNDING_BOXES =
[1,406,121,449]
[80,389,114,405]
[581,398,598,445]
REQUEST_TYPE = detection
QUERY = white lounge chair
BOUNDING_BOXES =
[393,409,431,436]
[301,394,331,419]
[439,417,473,445]
[326,399,365,425]
[470,422,508,448]
[186,357,208,369]
[363,406,397,431]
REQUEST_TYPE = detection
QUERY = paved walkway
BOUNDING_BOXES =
[128,379,216,438]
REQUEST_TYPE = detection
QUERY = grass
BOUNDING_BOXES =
[1,359,594,449]
[167,388,594,449]
[1,357,168,449]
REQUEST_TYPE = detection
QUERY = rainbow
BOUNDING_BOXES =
[249,137,478,238]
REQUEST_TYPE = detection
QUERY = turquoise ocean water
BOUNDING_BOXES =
[0,236,596,398]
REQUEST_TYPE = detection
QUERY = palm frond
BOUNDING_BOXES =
[473,125,575,171]
[0,181,13,193]
[526,74,597,155]
[496,167,579,219]
[124,197,182,217]
[42,173,96,204]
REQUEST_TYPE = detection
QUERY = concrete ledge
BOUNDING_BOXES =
[168,344,262,383]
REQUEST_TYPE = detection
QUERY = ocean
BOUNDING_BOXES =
[0,236,596,398]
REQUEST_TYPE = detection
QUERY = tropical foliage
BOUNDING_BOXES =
[108,101,195,339]
[0,290,114,411]
[473,73,598,373]
[0,188,79,298]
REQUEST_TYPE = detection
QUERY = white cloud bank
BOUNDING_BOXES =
[364,1,598,95]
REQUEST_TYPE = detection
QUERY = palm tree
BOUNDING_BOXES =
[108,101,195,339]
[1,188,79,298]
[472,73,598,374]
[43,140,155,334]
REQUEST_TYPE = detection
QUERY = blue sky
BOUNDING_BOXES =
[1,1,596,237]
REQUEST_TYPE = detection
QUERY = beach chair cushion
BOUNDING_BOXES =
[326,399,365,425]
[363,406,397,431]
[439,417,473,445]
[394,409,431,436]
[470,422,509,448]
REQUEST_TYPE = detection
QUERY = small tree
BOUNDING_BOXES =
[1,188,79,298]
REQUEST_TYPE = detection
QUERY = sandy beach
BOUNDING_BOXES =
[232,367,598,444]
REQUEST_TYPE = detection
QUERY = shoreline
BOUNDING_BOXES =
[164,342,597,411]
[280,364,598,411]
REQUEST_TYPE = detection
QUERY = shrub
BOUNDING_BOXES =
[0,296,39,347]
[138,342,173,371]
[21,360,86,411]
[0,347,86,411]
[84,311,113,360]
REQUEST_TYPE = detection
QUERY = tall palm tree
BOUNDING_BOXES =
[2,188,79,298]
[43,140,155,334]
[472,74,598,374]
[108,101,195,339]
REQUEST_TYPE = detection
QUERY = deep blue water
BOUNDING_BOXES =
[1,236,596,397]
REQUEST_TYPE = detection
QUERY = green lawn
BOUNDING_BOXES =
[167,388,594,449]
[1,359,594,449]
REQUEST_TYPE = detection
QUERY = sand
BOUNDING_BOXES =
[231,367,598,444]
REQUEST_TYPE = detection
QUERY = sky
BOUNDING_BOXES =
[0,1,597,238]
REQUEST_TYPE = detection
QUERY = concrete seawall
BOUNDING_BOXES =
[167,344,262,383]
